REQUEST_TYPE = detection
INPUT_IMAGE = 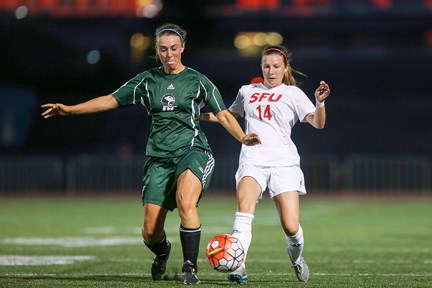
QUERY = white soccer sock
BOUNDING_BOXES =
[285,225,304,265]
[232,212,254,260]
[231,212,254,275]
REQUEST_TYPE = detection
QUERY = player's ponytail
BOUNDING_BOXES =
[284,65,306,86]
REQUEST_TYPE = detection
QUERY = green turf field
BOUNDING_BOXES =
[0,195,431,287]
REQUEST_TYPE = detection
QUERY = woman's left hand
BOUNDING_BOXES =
[314,81,330,103]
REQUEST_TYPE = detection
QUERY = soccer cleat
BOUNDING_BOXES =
[183,260,200,285]
[228,263,248,284]
[228,273,248,284]
[292,256,309,282]
[151,240,171,280]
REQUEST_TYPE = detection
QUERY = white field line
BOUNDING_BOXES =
[5,237,426,254]
[1,236,431,261]
[0,255,94,266]
[1,237,141,247]
[1,227,230,248]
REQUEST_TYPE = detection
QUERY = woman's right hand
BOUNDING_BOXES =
[242,133,261,146]
[41,103,69,119]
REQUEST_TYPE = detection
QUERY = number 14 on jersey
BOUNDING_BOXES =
[256,105,272,121]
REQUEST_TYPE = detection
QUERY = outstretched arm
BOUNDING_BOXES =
[214,110,260,146]
[41,94,119,119]
[305,81,330,129]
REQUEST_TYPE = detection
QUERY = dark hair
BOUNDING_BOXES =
[261,45,306,86]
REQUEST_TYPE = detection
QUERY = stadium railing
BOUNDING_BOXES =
[341,154,431,194]
[0,156,64,194]
[0,154,430,195]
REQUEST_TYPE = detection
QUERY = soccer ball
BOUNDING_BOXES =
[205,234,245,273]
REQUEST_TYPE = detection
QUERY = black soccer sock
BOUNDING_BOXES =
[144,231,169,257]
[179,224,202,271]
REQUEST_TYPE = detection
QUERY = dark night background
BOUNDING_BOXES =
[1,0,431,159]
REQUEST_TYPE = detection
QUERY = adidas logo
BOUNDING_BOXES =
[167,84,175,90]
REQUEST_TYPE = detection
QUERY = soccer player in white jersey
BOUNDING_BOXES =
[201,45,330,284]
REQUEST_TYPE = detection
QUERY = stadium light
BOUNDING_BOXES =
[130,33,151,63]
[15,5,28,19]
[136,0,162,18]
[86,50,101,65]
[234,32,284,56]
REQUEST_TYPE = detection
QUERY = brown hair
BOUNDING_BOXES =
[154,23,187,62]
[261,45,306,86]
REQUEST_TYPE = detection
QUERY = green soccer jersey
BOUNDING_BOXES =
[112,67,227,158]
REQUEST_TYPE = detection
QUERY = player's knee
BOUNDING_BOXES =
[283,223,299,237]
[176,192,197,210]
[177,200,196,217]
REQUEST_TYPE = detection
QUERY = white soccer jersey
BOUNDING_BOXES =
[229,83,315,166]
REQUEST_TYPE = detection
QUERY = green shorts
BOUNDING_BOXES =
[141,148,215,211]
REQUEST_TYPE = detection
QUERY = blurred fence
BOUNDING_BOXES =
[0,154,431,195]
[65,155,146,193]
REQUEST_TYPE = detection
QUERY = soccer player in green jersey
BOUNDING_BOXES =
[41,23,260,285]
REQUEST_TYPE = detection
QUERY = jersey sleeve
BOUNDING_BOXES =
[112,73,146,107]
[293,87,316,122]
[228,87,245,117]
[200,74,227,114]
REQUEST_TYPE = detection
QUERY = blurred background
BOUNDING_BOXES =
[0,0,431,195]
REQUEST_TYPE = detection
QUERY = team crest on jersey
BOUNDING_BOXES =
[161,93,176,111]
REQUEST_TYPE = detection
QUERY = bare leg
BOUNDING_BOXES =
[176,169,202,228]
[273,191,300,236]
[236,176,261,214]
[142,203,168,244]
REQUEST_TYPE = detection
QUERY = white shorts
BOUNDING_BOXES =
[235,164,307,200]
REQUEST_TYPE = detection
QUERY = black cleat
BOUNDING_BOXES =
[183,260,200,285]
[151,240,171,280]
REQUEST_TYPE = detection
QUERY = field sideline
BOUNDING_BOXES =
[0,195,431,287]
